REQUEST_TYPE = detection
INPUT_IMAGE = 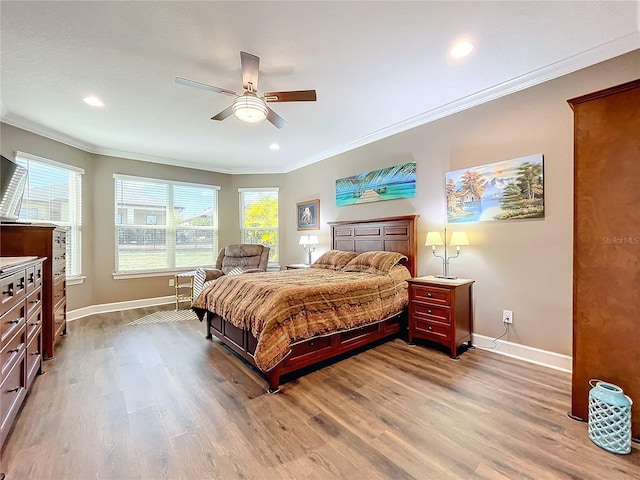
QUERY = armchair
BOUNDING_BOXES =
[193,244,270,298]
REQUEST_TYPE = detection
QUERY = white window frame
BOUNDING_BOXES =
[113,174,220,277]
[238,187,279,269]
[16,151,84,282]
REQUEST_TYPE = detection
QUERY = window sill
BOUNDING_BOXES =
[112,268,214,280]
[67,275,85,286]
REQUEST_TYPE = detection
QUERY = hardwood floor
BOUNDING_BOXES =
[1,305,638,479]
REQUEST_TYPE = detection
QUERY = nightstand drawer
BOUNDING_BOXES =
[413,318,451,341]
[411,303,451,324]
[410,284,451,306]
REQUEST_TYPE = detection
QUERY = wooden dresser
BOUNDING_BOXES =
[568,79,640,439]
[407,276,474,358]
[1,256,44,450]
[0,224,67,359]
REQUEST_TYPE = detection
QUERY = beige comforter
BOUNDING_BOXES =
[192,266,410,371]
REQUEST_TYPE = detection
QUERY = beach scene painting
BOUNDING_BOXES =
[336,162,416,207]
[446,154,544,223]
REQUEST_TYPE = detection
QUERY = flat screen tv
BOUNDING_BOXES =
[0,154,28,222]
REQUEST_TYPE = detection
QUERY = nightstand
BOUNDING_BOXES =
[407,276,474,358]
[286,264,311,270]
[174,270,196,309]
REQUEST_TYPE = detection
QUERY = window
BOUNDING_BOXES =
[114,175,219,274]
[16,152,83,277]
[239,188,279,267]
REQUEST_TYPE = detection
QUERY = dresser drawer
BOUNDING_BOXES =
[1,272,26,315]
[26,287,43,320]
[27,304,43,343]
[26,327,42,389]
[413,318,451,341]
[1,326,26,379]
[53,261,66,282]
[410,284,451,306]
[411,302,451,324]
[53,279,66,307]
[1,354,26,435]
[1,301,26,348]
[54,301,66,337]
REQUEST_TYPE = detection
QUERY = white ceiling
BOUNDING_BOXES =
[1,1,639,174]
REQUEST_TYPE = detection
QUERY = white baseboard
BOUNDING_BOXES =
[472,334,572,373]
[67,295,175,321]
[68,302,572,373]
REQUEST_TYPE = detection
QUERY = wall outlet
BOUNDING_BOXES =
[503,309,513,324]
[169,278,175,287]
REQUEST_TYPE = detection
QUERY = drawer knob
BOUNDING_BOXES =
[9,318,23,324]
[428,326,433,331]
[32,351,40,356]
[2,288,12,295]
[7,387,19,393]
[9,348,20,353]
[427,310,432,314]
[309,341,315,347]
[30,299,40,305]
[427,293,433,298]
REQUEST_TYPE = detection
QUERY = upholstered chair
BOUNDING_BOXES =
[193,244,270,298]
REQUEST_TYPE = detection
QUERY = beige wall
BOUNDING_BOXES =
[1,50,638,355]
[282,50,640,356]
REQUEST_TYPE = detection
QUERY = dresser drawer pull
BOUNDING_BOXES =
[427,309,432,314]
[31,351,40,356]
[427,326,433,331]
[309,341,315,347]
[427,293,433,297]
[2,288,12,295]
[8,318,23,324]
[30,321,41,326]
[30,299,41,305]
[8,348,20,354]
[7,387,19,393]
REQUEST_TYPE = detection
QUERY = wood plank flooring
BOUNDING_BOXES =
[1,305,638,479]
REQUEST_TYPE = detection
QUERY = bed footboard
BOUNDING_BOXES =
[205,311,405,393]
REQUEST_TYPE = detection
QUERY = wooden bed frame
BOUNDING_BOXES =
[204,215,419,392]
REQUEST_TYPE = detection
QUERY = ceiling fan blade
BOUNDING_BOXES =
[240,51,260,92]
[175,77,236,96]
[211,105,234,121]
[266,106,287,129]
[264,90,317,103]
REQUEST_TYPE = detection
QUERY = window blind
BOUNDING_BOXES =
[16,152,83,277]
[114,175,219,273]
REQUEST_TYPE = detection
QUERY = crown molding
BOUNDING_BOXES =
[91,147,235,175]
[3,32,638,175]
[1,113,96,153]
[285,32,640,173]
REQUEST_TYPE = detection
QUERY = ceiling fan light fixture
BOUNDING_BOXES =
[233,95,268,124]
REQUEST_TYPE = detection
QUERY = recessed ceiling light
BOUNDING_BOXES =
[83,96,105,107]
[450,41,474,59]
[269,143,280,151]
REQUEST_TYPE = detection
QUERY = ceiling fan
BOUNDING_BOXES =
[175,51,317,128]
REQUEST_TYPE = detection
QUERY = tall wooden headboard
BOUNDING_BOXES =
[328,215,419,277]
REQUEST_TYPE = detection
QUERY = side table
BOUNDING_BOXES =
[285,264,311,270]
[175,270,196,309]
[407,276,474,358]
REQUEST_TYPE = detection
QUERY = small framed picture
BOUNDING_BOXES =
[297,199,320,230]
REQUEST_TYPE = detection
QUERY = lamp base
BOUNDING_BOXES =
[435,274,458,279]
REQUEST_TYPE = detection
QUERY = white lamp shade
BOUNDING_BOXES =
[450,231,470,246]
[299,235,319,245]
[425,231,444,246]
